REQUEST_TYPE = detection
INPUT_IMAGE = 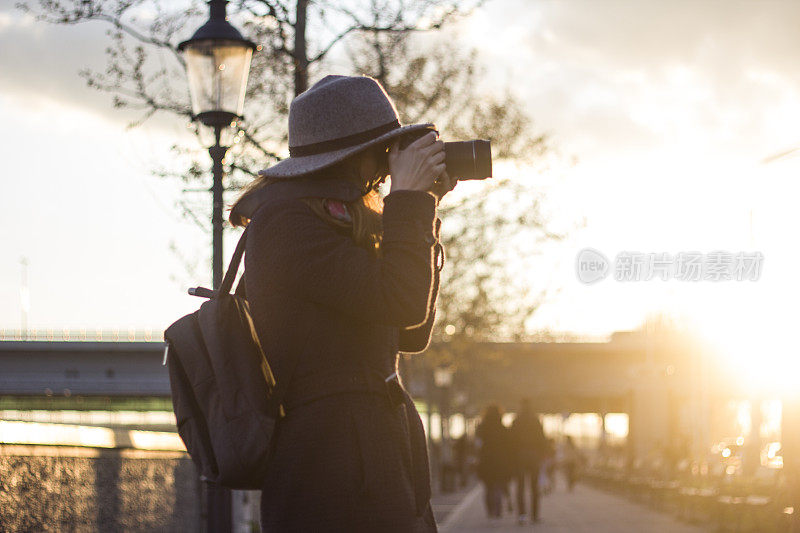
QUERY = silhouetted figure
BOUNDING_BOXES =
[502,479,514,514]
[562,435,582,491]
[476,404,512,519]
[540,437,557,495]
[510,399,548,524]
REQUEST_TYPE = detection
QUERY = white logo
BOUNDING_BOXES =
[576,248,610,284]
[575,249,763,284]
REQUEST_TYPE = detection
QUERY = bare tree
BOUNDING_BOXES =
[19,0,564,344]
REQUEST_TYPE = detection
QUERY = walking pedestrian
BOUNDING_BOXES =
[476,404,513,519]
[541,438,557,494]
[510,398,548,524]
[230,74,456,532]
[562,435,583,492]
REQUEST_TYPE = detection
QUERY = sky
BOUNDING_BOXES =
[1,1,799,379]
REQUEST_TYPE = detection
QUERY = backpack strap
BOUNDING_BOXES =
[215,225,251,298]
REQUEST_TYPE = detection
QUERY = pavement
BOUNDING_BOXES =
[432,481,482,525]
[433,481,709,532]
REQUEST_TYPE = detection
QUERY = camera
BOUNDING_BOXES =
[398,126,492,181]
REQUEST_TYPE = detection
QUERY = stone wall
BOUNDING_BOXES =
[0,445,201,532]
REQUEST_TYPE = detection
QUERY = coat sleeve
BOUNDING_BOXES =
[246,190,438,328]
[398,218,443,353]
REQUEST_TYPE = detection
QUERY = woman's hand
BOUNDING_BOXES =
[429,171,456,204]
[388,131,446,194]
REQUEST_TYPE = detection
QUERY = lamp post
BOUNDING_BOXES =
[179,2,255,531]
[179,0,256,291]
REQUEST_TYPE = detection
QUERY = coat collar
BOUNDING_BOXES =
[230,178,363,226]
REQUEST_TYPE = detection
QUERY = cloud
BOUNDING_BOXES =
[0,11,114,112]
[470,0,800,159]
[0,9,187,133]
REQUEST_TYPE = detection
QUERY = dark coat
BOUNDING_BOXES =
[509,414,547,470]
[245,190,441,532]
[476,421,513,485]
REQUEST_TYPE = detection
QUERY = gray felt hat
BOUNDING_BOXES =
[258,75,433,179]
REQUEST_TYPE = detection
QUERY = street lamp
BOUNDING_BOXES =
[179,3,255,531]
[179,0,256,291]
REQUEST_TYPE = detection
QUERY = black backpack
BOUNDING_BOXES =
[163,179,362,490]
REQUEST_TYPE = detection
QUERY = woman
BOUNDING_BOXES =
[475,404,512,519]
[229,75,455,531]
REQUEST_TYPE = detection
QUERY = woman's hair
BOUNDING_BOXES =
[229,149,386,255]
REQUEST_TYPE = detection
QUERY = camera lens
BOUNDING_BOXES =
[444,140,492,180]
[396,129,493,181]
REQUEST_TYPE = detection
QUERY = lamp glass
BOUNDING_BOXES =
[184,39,253,117]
